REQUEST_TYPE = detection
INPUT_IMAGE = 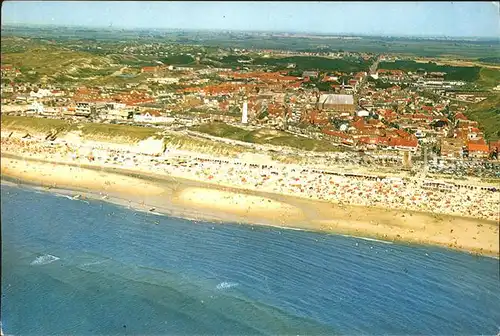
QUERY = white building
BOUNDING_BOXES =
[29,89,52,99]
[26,101,44,114]
[133,111,175,124]
[146,77,180,84]
[241,100,248,124]
[1,104,24,114]
[75,102,106,118]
[106,109,134,121]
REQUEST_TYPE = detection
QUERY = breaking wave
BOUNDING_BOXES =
[216,281,238,290]
[30,254,60,266]
[341,234,393,244]
[80,260,107,267]
[357,237,394,244]
[55,194,74,201]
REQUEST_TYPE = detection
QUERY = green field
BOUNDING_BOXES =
[162,54,195,65]
[3,25,500,59]
[477,57,500,64]
[207,55,370,72]
[191,122,343,152]
[379,60,481,81]
[252,56,370,72]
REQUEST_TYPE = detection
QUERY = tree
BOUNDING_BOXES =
[388,122,400,129]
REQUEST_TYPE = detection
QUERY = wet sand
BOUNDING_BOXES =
[1,154,499,257]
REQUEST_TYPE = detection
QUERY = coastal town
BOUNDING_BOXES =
[2,40,499,159]
[2,2,500,335]
[1,30,499,226]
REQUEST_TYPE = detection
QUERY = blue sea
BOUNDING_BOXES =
[1,182,500,335]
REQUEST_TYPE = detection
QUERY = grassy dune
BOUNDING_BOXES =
[164,132,245,157]
[465,95,500,141]
[191,122,343,152]
[1,116,159,142]
[475,68,500,89]
[1,116,246,157]
[1,44,114,78]
[1,115,74,133]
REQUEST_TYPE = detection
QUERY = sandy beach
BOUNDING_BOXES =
[177,187,305,222]
[2,154,498,257]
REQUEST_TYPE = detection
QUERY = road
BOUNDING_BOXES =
[355,55,381,94]
[369,55,382,75]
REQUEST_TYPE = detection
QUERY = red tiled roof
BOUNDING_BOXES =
[388,137,418,148]
[376,137,389,145]
[489,141,500,151]
[141,66,158,72]
[322,129,350,139]
[358,136,380,145]
[468,138,486,145]
[148,110,162,117]
[279,76,300,82]
[467,143,489,152]
[410,114,433,121]
[395,129,410,138]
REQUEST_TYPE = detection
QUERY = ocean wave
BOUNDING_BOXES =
[216,281,239,290]
[53,193,89,204]
[148,211,166,217]
[341,234,393,244]
[80,260,107,267]
[55,193,74,201]
[30,254,60,266]
[269,224,306,232]
[357,237,394,244]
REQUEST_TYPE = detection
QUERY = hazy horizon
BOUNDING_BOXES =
[2,1,499,39]
[2,22,500,40]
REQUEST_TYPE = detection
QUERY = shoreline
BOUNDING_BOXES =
[2,151,495,223]
[1,154,499,257]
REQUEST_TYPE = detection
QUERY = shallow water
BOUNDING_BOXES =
[2,183,499,335]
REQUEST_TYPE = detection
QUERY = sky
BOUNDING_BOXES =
[2,1,499,38]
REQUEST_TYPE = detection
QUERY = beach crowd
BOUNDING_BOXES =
[1,135,498,221]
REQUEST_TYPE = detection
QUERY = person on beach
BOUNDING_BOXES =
[1,136,498,221]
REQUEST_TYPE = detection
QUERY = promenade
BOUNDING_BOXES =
[1,135,498,222]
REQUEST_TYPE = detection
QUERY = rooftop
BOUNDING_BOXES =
[319,94,354,105]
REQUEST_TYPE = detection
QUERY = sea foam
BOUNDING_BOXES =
[216,282,238,290]
[357,237,394,244]
[80,260,107,267]
[341,234,393,244]
[55,194,75,201]
[30,254,60,266]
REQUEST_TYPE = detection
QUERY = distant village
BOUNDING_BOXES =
[1,52,499,162]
